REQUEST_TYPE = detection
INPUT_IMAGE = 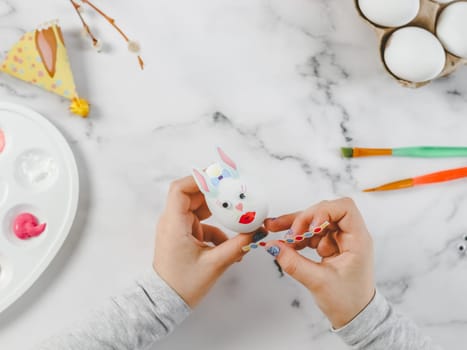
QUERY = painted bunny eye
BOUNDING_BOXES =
[239,193,246,200]
[221,201,232,209]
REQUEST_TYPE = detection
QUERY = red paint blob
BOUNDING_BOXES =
[13,213,47,240]
[0,129,5,153]
[259,242,266,247]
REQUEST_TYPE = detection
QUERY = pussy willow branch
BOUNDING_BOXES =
[70,0,145,69]
[81,0,144,69]
[81,0,129,41]
[69,0,99,45]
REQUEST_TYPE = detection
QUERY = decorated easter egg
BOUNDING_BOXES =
[436,1,467,59]
[357,0,419,27]
[192,148,268,234]
[384,27,446,83]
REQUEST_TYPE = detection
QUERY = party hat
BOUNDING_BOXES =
[0,20,89,117]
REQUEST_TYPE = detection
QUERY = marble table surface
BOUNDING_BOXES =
[1,0,467,349]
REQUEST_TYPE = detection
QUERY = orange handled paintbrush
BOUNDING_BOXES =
[364,166,467,192]
[342,147,467,158]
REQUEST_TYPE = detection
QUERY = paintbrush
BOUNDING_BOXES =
[364,166,467,192]
[341,147,467,158]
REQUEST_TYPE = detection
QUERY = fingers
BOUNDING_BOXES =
[294,198,364,233]
[191,217,204,242]
[189,193,205,212]
[265,241,325,291]
[290,206,330,236]
[205,233,254,269]
[202,224,229,246]
[290,198,369,252]
[316,232,340,258]
[194,202,211,221]
[264,212,301,232]
[166,176,202,214]
[160,177,211,239]
[309,234,322,249]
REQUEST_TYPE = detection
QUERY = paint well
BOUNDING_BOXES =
[15,149,58,190]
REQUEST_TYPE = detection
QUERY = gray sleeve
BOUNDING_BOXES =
[37,270,191,350]
[333,290,442,350]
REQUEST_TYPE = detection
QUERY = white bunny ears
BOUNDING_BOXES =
[192,147,239,198]
[192,147,268,233]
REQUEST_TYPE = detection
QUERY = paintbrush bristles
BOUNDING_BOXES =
[340,147,354,158]
[363,178,414,192]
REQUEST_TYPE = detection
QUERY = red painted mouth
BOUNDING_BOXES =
[239,212,256,224]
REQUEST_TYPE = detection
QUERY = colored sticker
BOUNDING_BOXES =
[240,221,331,252]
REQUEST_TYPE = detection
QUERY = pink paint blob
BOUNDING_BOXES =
[0,129,5,153]
[13,213,46,240]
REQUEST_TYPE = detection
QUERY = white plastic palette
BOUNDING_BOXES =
[0,102,79,313]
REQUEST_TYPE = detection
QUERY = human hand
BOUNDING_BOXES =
[264,198,375,329]
[153,176,265,308]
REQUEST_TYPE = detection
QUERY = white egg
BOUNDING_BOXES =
[384,27,446,83]
[358,0,419,27]
[436,1,467,59]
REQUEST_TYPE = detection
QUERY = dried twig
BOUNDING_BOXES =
[70,0,144,69]
[69,0,99,46]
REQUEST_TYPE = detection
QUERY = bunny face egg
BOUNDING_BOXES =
[206,177,268,233]
[192,148,268,234]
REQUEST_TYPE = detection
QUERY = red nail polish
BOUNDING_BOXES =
[313,227,322,233]
[295,236,303,241]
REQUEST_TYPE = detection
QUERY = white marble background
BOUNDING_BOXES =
[1,0,467,349]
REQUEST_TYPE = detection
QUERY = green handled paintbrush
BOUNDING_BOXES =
[341,147,467,158]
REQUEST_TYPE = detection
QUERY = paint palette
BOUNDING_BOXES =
[0,102,79,313]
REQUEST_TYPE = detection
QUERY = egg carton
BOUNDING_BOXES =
[354,0,467,87]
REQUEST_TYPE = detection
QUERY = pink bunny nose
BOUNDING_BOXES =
[235,203,243,211]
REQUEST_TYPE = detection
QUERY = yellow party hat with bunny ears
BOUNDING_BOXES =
[0,20,90,117]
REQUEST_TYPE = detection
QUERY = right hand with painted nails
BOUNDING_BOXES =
[264,198,375,329]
